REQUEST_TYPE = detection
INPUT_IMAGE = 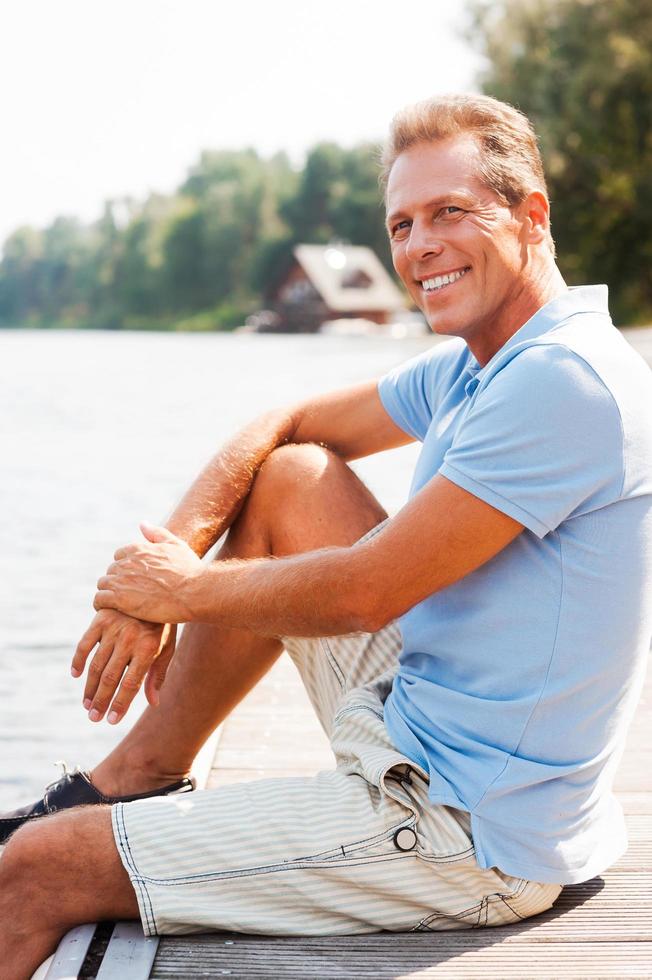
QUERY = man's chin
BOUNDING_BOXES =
[426,315,464,339]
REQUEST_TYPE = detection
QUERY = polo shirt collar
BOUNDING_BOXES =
[463,285,610,396]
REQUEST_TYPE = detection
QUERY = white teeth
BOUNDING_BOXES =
[422,268,468,291]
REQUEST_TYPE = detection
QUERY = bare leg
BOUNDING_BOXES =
[91,445,387,796]
[0,808,136,980]
[0,447,387,978]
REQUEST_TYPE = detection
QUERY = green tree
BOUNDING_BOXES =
[0,141,393,329]
[39,217,92,324]
[162,149,290,313]
[112,195,172,320]
[0,226,44,323]
[85,202,128,328]
[280,142,389,264]
[470,0,652,323]
[329,145,391,268]
[281,143,346,242]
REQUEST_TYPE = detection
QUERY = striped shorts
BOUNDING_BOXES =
[112,538,561,937]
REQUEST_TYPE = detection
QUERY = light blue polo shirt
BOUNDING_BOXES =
[378,286,652,884]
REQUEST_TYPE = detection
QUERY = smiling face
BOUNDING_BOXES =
[386,134,540,364]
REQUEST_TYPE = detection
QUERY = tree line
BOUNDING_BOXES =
[1,0,650,330]
[0,144,390,331]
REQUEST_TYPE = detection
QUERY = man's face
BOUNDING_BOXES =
[386,135,530,363]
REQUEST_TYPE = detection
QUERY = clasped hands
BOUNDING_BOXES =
[94,521,205,624]
[70,523,206,727]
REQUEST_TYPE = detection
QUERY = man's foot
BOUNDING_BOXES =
[0,763,195,844]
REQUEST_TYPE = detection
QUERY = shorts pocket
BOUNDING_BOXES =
[297,771,420,867]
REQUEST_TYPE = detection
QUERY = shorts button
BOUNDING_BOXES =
[393,827,417,851]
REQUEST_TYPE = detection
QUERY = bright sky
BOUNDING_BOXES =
[1,0,483,247]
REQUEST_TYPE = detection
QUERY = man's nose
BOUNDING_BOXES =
[405,222,444,263]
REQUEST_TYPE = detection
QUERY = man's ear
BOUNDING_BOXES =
[520,191,550,246]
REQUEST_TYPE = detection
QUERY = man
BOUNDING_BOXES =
[2,94,651,978]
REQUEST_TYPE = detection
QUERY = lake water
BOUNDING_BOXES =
[0,328,433,810]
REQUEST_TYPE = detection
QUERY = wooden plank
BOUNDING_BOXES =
[617,792,652,815]
[96,923,159,979]
[611,842,652,871]
[152,938,652,978]
[556,872,652,906]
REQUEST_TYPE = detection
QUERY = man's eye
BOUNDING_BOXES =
[391,220,411,238]
[440,206,464,218]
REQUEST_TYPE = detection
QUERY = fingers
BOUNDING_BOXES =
[94,571,150,619]
[83,640,115,708]
[71,616,105,677]
[147,623,177,706]
[93,589,118,612]
[113,544,139,561]
[84,647,131,722]
[113,524,176,562]
[101,558,139,584]
[96,567,136,613]
[84,619,164,724]
[104,660,151,724]
[73,609,167,724]
[144,640,175,707]
[140,522,175,543]
[85,644,154,724]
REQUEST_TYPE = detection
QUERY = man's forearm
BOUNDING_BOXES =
[165,407,299,557]
[188,542,380,637]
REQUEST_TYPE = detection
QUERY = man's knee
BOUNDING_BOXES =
[259,442,342,490]
[1,807,137,924]
[3,816,54,870]
[1,817,62,915]
[257,442,382,513]
[244,443,385,552]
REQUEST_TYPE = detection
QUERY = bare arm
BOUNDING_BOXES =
[96,474,524,637]
[164,379,413,557]
[73,379,411,722]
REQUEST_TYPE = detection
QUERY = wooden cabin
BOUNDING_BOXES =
[262,243,407,332]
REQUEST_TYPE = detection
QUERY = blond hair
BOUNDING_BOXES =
[381,94,549,206]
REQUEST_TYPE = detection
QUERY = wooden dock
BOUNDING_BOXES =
[144,651,652,979]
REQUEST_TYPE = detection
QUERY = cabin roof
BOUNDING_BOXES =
[293,244,406,313]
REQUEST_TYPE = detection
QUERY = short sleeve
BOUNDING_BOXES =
[378,338,468,442]
[439,345,625,537]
